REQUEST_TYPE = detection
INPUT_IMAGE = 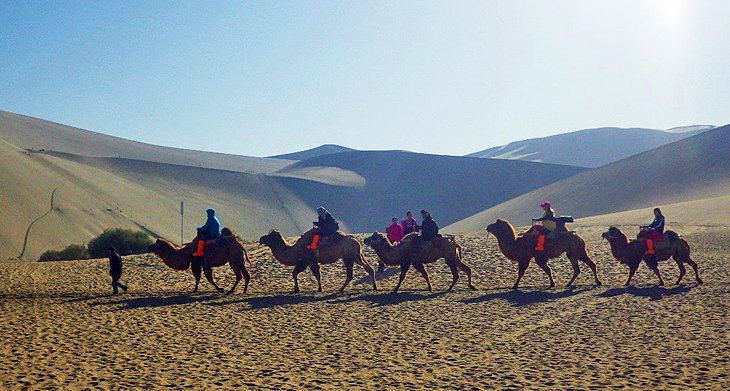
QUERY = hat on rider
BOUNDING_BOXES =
[206,208,216,216]
[539,201,551,208]
[317,206,328,216]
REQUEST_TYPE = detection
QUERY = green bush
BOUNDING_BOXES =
[39,244,88,262]
[87,228,153,258]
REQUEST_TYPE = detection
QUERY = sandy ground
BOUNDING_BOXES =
[1,226,728,390]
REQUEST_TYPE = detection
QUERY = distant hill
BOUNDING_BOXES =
[446,125,730,233]
[273,151,587,233]
[467,126,715,168]
[268,144,356,160]
[0,110,291,174]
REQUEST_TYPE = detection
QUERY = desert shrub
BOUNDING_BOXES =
[38,244,88,262]
[87,228,153,258]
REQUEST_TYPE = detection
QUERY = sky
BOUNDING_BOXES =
[1,0,729,157]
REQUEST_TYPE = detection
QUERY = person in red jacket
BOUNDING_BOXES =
[377,217,405,272]
[386,217,405,243]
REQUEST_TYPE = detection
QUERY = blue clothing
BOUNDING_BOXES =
[197,215,221,240]
[647,215,665,235]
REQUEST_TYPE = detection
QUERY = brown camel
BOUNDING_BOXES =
[601,227,702,286]
[486,219,601,289]
[148,229,251,294]
[364,232,475,292]
[258,229,376,293]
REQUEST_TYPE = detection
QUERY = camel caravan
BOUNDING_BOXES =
[146,205,702,294]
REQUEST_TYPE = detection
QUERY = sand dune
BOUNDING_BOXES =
[0,145,316,261]
[1,228,727,389]
[276,151,586,233]
[446,125,730,233]
[0,110,291,174]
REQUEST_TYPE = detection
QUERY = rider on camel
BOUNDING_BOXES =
[193,208,221,257]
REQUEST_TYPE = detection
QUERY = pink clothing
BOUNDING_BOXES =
[386,223,405,243]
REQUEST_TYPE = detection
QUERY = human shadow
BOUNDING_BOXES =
[597,284,695,301]
[459,285,594,307]
[207,292,341,310]
[90,293,220,310]
[326,290,448,307]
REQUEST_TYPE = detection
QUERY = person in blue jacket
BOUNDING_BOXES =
[193,208,221,257]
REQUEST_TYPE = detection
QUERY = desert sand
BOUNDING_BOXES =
[1,226,728,390]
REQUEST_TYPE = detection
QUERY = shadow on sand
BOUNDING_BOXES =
[597,284,696,301]
[90,293,220,310]
[459,285,595,307]
[326,290,448,307]
[207,292,342,309]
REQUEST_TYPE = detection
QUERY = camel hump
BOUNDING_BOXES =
[665,231,681,242]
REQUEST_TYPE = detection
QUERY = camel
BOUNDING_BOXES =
[601,227,702,286]
[363,232,475,293]
[258,229,376,293]
[486,219,601,289]
[148,229,251,294]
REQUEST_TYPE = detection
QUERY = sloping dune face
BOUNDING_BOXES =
[275,151,587,233]
[0,110,291,174]
[447,125,730,233]
[0,143,315,261]
[0,228,727,389]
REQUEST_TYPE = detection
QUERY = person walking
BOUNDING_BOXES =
[108,247,128,294]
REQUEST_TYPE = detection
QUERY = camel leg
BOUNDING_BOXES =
[674,259,687,286]
[393,262,411,293]
[445,259,460,292]
[228,265,242,294]
[684,257,702,284]
[203,263,224,293]
[241,264,250,294]
[535,257,555,288]
[338,259,355,293]
[645,258,664,286]
[191,258,202,293]
[565,255,580,287]
[513,260,529,290]
[356,254,377,291]
[412,262,432,291]
[291,261,307,294]
[456,259,476,290]
[309,262,322,292]
[579,252,601,286]
[625,262,639,286]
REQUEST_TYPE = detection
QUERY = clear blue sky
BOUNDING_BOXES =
[2,0,729,157]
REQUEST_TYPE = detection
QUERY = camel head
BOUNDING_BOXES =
[363,232,388,248]
[259,229,284,248]
[486,219,512,236]
[148,238,175,254]
[601,227,627,243]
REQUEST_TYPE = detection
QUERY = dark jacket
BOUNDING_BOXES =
[418,216,439,241]
[197,215,222,240]
[314,213,339,237]
[647,215,665,235]
[109,252,123,277]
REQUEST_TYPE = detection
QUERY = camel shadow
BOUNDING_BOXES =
[91,293,219,310]
[597,284,695,301]
[326,291,448,307]
[460,286,594,307]
[207,292,341,310]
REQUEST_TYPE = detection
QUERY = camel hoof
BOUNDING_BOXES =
[291,289,300,294]
[512,285,519,290]
[697,278,704,284]
[658,282,665,287]
[469,285,477,291]
[596,280,602,286]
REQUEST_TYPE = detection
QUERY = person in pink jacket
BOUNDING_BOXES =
[386,217,405,243]
[379,217,405,272]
